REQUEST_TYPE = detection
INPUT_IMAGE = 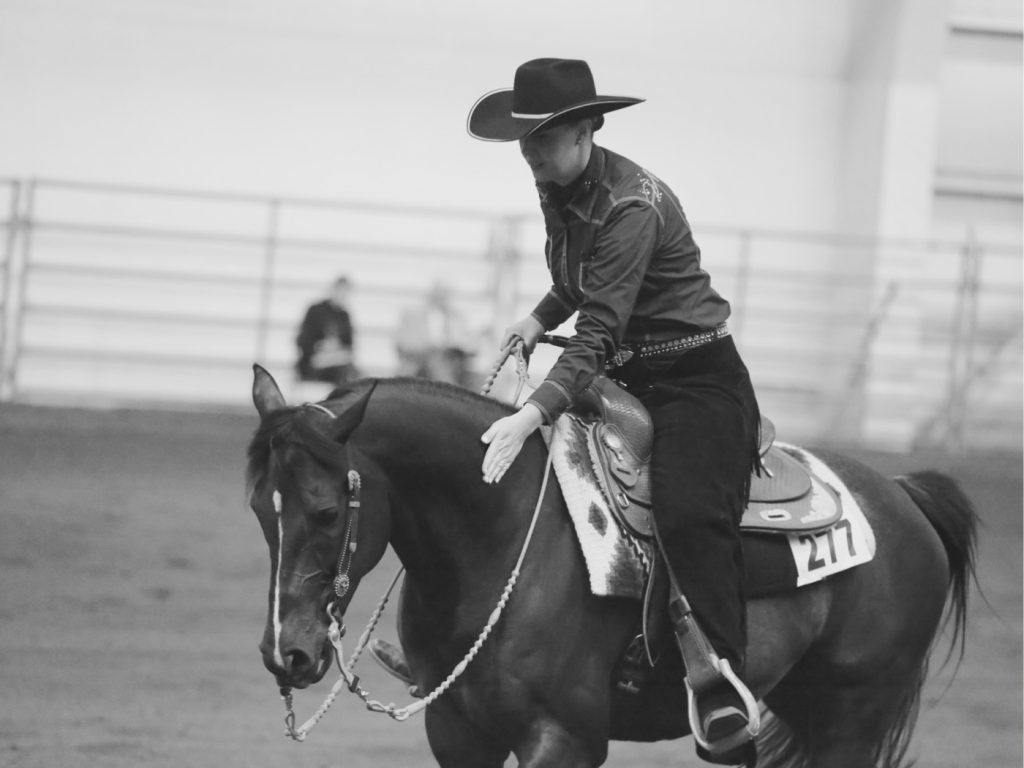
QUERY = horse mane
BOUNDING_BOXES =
[352,376,516,415]
[246,377,516,492]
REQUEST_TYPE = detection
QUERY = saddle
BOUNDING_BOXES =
[570,376,839,541]
[556,377,874,698]
[571,377,655,537]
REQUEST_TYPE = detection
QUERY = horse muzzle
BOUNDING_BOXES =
[259,633,333,690]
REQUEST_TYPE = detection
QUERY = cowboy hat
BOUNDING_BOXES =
[467,58,643,142]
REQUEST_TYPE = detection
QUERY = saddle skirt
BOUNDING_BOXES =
[549,384,876,600]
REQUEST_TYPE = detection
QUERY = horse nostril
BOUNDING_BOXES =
[260,644,311,678]
[283,649,313,677]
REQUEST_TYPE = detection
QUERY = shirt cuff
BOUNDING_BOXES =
[526,381,573,425]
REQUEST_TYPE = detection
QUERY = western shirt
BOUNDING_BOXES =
[525,146,731,423]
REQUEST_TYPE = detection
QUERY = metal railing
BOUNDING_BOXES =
[0,177,1020,451]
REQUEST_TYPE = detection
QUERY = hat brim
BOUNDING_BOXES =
[467,88,644,142]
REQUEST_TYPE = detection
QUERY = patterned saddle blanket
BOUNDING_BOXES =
[550,409,876,600]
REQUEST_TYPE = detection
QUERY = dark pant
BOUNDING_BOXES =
[617,337,759,670]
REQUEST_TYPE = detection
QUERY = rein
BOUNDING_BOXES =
[280,339,541,740]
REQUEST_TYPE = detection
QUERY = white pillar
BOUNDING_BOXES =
[836,0,950,448]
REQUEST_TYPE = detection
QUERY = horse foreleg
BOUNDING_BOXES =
[424,700,510,768]
[426,699,603,768]
[513,719,604,768]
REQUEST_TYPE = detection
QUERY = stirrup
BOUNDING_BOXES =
[368,638,419,694]
[686,658,760,755]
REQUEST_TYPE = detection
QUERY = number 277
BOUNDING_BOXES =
[798,519,856,571]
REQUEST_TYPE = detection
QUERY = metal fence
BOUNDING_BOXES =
[1,177,1020,452]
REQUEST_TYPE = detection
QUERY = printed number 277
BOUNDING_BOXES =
[799,519,856,571]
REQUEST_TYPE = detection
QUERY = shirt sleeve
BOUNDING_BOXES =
[527,200,661,422]
[530,288,576,331]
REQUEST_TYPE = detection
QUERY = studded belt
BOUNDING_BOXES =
[635,323,731,359]
[606,323,732,369]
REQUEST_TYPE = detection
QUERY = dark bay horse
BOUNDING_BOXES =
[246,365,977,768]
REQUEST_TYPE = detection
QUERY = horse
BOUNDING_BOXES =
[246,365,977,768]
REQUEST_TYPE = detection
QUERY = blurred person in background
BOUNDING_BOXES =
[295,275,357,388]
[395,281,475,388]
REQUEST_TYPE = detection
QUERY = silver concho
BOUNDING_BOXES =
[333,573,351,598]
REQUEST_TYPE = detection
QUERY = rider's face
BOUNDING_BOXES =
[519,122,587,186]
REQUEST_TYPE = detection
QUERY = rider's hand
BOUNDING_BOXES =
[481,403,544,484]
[501,316,545,354]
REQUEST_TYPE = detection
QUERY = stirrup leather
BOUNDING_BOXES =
[668,595,761,750]
[657,517,760,753]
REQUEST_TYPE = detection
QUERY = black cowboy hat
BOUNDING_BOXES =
[467,58,644,142]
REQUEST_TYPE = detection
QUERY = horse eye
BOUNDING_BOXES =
[310,506,339,526]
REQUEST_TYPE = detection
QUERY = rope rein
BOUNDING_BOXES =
[480,337,530,401]
[281,337,540,739]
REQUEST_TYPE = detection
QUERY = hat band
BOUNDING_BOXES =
[510,110,555,119]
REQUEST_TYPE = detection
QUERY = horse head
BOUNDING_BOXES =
[247,364,390,689]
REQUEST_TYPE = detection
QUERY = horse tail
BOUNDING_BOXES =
[894,470,979,666]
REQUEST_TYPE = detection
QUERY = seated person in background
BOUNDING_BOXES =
[295,275,357,387]
[395,281,475,388]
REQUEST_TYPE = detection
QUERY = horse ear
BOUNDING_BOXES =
[329,380,377,442]
[252,364,286,419]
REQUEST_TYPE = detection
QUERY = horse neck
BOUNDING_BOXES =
[351,380,531,582]
[354,379,491,474]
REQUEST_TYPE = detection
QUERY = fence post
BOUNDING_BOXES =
[826,280,899,442]
[1,179,33,402]
[944,230,981,451]
[0,180,22,401]
[255,199,281,364]
[486,215,523,341]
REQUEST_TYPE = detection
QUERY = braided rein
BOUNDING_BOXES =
[479,336,530,400]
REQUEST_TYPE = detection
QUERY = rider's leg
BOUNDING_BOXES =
[648,386,749,667]
[637,343,760,762]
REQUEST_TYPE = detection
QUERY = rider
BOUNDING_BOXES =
[373,58,761,764]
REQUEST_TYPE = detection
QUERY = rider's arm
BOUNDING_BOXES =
[526,201,657,423]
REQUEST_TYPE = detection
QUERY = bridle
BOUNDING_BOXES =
[278,339,546,741]
[329,469,361,603]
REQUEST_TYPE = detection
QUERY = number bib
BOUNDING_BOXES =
[784,449,877,587]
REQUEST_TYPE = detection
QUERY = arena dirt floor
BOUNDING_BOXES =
[0,402,1020,768]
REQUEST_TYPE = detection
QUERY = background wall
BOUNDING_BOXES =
[0,0,919,229]
[0,0,1020,451]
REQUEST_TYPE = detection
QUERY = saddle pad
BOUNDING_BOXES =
[550,414,652,599]
[550,418,876,600]
[774,444,876,587]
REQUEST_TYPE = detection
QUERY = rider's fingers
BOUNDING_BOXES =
[501,332,523,352]
[481,423,497,444]
[481,436,519,484]
[482,445,502,483]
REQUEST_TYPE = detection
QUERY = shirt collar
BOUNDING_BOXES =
[537,146,605,216]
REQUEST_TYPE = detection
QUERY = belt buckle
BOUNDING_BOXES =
[607,348,635,369]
